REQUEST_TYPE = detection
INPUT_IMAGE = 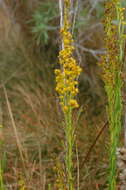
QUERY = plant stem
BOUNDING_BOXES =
[108,77,122,190]
[0,162,4,190]
[65,106,73,190]
[55,0,81,189]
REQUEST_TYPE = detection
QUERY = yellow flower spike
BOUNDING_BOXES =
[54,0,81,189]
[97,1,125,189]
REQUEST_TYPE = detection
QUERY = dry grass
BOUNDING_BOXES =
[0,0,111,189]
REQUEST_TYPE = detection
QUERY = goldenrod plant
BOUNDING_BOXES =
[99,0,126,189]
[55,0,81,189]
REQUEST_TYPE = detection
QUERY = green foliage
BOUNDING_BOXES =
[121,0,126,6]
[48,184,51,190]
[95,3,104,19]
[0,166,4,190]
[31,1,58,45]
[0,153,6,190]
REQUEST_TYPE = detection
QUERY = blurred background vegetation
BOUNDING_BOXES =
[0,0,114,189]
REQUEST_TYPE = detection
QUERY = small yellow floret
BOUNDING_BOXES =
[55,69,60,75]
[69,99,79,108]
[63,106,68,112]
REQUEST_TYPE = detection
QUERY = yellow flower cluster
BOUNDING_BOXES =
[99,1,118,86]
[55,0,81,112]
[99,0,125,87]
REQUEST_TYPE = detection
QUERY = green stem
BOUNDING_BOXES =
[0,163,4,190]
[107,1,124,189]
[65,105,74,190]
[108,75,122,190]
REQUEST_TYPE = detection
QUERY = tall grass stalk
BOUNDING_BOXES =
[99,1,126,189]
[55,0,81,189]
[3,86,27,178]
